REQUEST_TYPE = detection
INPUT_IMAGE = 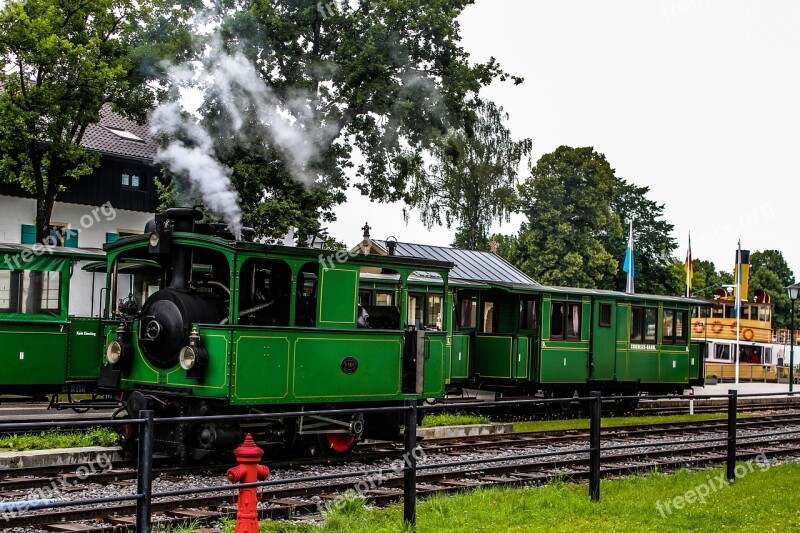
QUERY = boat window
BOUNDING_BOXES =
[715,344,731,360]
[759,306,770,322]
[711,305,723,318]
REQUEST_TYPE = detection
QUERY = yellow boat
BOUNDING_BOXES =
[691,250,798,382]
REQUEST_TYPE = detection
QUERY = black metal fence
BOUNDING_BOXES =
[1,389,798,532]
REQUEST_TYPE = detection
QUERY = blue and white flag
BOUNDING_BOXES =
[623,219,635,293]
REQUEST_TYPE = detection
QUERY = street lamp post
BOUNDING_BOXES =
[786,283,800,393]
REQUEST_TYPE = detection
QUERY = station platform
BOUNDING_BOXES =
[691,381,799,398]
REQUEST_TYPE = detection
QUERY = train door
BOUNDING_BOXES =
[591,300,617,380]
[516,296,538,380]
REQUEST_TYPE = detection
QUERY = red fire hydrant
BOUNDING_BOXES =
[227,433,270,533]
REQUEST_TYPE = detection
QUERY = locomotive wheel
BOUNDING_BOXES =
[323,432,356,454]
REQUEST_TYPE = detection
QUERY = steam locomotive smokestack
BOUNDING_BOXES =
[166,208,202,290]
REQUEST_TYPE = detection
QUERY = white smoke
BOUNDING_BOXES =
[151,36,339,237]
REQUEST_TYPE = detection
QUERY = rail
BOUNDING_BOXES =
[1,390,799,531]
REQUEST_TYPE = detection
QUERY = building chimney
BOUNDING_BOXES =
[386,236,397,256]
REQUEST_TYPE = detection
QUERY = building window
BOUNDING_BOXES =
[22,224,77,247]
[122,172,143,189]
[599,303,612,327]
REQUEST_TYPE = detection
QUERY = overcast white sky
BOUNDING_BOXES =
[327,0,800,279]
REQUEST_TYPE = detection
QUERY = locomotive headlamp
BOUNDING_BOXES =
[106,341,123,364]
[179,345,198,370]
[149,232,160,247]
[179,326,208,379]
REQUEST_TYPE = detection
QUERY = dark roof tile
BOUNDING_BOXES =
[81,104,158,162]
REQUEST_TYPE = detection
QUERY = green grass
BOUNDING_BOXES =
[240,462,800,532]
[0,428,119,451]
[421,412,490,427]
[513,413,742,433]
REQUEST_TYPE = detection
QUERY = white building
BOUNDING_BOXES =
[0,105,161,316]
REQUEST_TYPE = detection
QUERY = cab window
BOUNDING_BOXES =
[459,296,478,328]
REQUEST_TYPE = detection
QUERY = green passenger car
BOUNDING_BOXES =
[451,283,708,398]
[0,243,105,398]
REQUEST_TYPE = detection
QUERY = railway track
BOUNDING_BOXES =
[3,414,800,531]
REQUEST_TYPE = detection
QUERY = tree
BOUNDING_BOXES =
[750,266,793,329]
[0,0,195,242]
[682,258,733,299]
[165,0,520,241]
[515,146,622,288]
[407,100,531,250]
[606,180,678,295]
[750,250,795,288]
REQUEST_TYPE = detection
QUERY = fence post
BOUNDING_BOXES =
[726,389,737,481]
[403,400,417,527]
[589,391,601,501]
[136,410,154,533]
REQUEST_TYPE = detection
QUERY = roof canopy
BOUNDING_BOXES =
[370,240,537,286]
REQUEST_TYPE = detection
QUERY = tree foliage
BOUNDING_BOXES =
[750,250,795,288]
[0,0,195,241]
[606,180,678,295]
[514,146,677,291]
[515,146,620,288]
[407,100,531,250]
[170,0,520,242]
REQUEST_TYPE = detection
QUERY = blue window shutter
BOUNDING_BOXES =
[106,232,120,244]
[21,224,36,244]
[65,229,79,248]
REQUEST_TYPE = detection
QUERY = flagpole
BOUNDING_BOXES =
[685,232,692,298]
[735,240,741,385]
[624,219,634,294]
